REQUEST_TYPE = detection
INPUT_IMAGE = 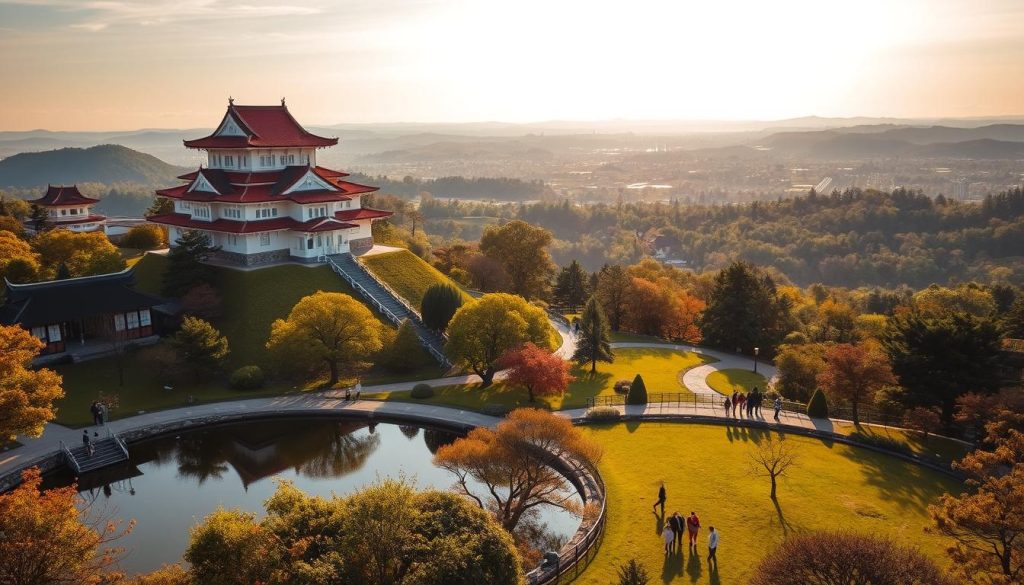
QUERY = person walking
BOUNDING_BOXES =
[774,397,783,421]
[97,402,106,425]
[723,397,731,417]
[90,401,101,426]
[707,526,719,568]
[746,390,755,417]
[82,430,94,456]
[653,482,666,515]
[730,392,739,418]
[662,523,674,554]
[686,511,701,548]
[670,512,685,549]
[753,387,762,416]
[736,394,746,418]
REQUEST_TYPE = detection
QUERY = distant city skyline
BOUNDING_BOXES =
[1,0,1023,131]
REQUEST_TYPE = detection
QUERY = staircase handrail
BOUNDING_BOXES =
[59,440,81,475]
[106,427,129,460]
[326,257,401,324]
[351,258,431,329]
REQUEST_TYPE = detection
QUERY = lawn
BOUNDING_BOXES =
[361,249,473,309]
[377,347,714,411]
[705,368,768,396]
[831,421,972,468]
[577,422,958,584]
[610,330,675,344]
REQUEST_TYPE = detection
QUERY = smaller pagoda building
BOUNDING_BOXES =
[25,185,107,234]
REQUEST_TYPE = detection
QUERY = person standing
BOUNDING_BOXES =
[90,401,101,426]
[82,430,94,456]
[723,397,731,417]
[707,526,719,568]
[97,402,106,425]
[670,512,685,549]
[774,397,783,421]
[746,391,755,417]
[662,523,674,554]
[653,482,666,515]
[737,394,746,418]
[730,392,739,418]
[686,511,701,548]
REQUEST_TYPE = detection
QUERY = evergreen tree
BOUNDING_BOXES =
[1004,296,1024,338]
[171,316,229,382]
[55,262,71,280]
[420,283,464,332]
[573,295,614,372]
[626,374,648,405]
[162,230,220,297]
[806,388,829,418]
[596,264,630,332]
[29,204,48,232]
[376,319,430,373]
[145,196,174,217]
[553,259,589,313]
[699,261,793,357]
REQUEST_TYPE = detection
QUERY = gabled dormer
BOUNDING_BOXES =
[282,167,338,194]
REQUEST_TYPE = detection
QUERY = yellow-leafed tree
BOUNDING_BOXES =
[0,324,64,441]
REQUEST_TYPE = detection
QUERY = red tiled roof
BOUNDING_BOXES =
[157,166,376,204]
[184,104,338,149]
[28,185,99,207]
[147,213,358,234]
[334,207,394,221]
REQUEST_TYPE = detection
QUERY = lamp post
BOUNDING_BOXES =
[753,347,759,374]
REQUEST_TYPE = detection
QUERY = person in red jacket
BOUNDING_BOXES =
[686,511,701,548]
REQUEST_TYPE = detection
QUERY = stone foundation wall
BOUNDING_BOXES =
[349,237,374,256]
[212,248,290,267]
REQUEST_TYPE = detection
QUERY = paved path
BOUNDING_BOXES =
[612,342,777,397]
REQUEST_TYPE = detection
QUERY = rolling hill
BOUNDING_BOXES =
[0,144,187,187]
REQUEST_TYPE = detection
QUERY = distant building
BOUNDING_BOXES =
[148,100,393,266]
[25,185,107,234]
[0,269,164,363]
[952,179,971,201]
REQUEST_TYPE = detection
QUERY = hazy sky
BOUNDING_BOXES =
[1,0,1023,130]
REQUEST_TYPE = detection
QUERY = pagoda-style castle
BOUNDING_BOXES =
[26,185,106,234]
[148,99,392,266]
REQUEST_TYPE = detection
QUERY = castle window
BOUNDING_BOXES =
[261,233,271,246]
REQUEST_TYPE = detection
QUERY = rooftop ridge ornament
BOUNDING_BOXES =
[281,97,286,106]
[228,96,234,106]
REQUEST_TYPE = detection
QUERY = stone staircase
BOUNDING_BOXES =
[61,434,129,474]
[327,254,452,368]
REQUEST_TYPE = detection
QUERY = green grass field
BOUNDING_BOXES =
[577,422,958,584]
[361,249,473,308]
[378,347,714,411]
[706,368,768,396]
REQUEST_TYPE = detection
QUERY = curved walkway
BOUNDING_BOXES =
[612,341,777,397]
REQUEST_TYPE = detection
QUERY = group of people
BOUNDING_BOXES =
[723,387,783,422]
[89,401,108,426]
[653,483,719,568]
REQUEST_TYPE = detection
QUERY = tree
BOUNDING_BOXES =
[29,203,48,232]
[0,467,132,585]
[573,296,614,373]
[748,434,798,499]
[145,196,174,217]
[466,254,511,292]
[617,559,651,585]
[434,408,601,533]
[596,264,630,332]
[0,230,41,284]
[499,343,574,402]
[171,317,229,382]
[903,407,942,441]
[31,230,125,278]
[180,283,223,321]
[553,259,589,313]
[444,293,554,386]
[700,261,793,357]
[626,374,648,406]
[774,343,826,402]
[914,283,996,319]
[375,319,430,373]
[420,283,464,332]
[0,325,64,441]
[266,292,385,386]
[883,312,1005,425]
[162,230,219,297]
[130,565,190,585]
[184,479,523,585]
[1004,296,1024,338]
[749,531,958,585]
[121,224,166,249]
[806,388,829,418]
[816,342,896,426]
[931,430,1024,584]
[479,220,555,299]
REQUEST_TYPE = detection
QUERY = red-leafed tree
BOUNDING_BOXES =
[499,343,574,402]
[817,342,896,426]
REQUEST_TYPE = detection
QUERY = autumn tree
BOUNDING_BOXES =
[162,230,219,297]
[0,467,132,585]
[573,295,614,372]
[903,407,942,441]
[499,343,574,402]
[596,264,630,332]
[774,342,827,402]
[931,430,1024,584]
[1004,296,1024,338]
[0,325,64,441]
[444,293,554,386]
[0,230,41,284]
[553,259,589,313]
[121,224,166,250]
[480,220,556,299]
[809,299,859,343]
[749,531,958,585]
[171,316,230,382]
[434,408,601,533]
[748,433,799,499]
[816,342,896,426]
[914,283,997,319]
[466,253,511,292]
[31,229,125,278]
[267,292,385,386]
[420,282,464,332]
[179,283,223,321]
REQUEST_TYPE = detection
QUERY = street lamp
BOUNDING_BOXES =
[753,347,759,374]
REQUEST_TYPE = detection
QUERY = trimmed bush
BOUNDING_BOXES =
[586,406,622,421]
[806,388,829,418]
[613,380,631,395]
[411,383,434,399]
[626,374,648,406]
[421,283,464,332]
[230,365,265,390]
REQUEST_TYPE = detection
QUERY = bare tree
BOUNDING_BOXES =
[748,434,799,499]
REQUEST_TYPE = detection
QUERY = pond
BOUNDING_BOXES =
[44,418,582,575]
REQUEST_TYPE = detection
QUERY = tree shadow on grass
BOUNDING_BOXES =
[837,442,954,513]
[772,496,797,537]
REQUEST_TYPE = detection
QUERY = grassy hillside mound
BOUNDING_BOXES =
[0,144,186,187]
[360,249,472,308]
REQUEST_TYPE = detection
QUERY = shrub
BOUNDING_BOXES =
[230,365,265,390]
[613,380,631,395]
[411,383,434,399]
[421,284,464,332]
[585,406,622,421]
[626,374,648,406]
[121,224,166,249]
[806,388,829,418]
[376,320,430,373]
